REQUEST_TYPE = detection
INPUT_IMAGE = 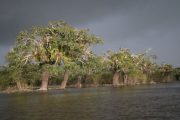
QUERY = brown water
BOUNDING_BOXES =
[0,82,180,120]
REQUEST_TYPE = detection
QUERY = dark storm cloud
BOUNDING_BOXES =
[78,0,180,66]
[0,0,180,66]
[0,0,133,45]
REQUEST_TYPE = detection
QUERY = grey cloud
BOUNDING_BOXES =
[0,0,132,45]
[80,0,180,66]
[0,45,11,64]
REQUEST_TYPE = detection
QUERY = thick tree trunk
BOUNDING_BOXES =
[93,80,99,87]
[16,81,22,90]
[39,71,49,91]
[16,80,28,91]
[113,71,120,86]
[124,74,128,85]
[60,69,69,89]
[76,75,82,88]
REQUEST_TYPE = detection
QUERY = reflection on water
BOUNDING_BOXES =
[0,82,180,120]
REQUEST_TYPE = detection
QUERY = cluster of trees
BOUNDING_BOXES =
[0,21,178,91]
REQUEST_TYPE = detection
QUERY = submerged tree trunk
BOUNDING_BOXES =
[124,74,128,85]
[60,69,69,89]
[113,71,120,86]
[39,71,49,91]
[76,75,82,88]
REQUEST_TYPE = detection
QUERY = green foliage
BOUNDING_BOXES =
[107,48,136,74]
[128,70,148,84]
[13,21,103,69]
[0,66,14,90]
[159,64,173,75]
[83,55,105,74]
[80,55,106,84]
[5,49,40,87]
[173,68,180,80]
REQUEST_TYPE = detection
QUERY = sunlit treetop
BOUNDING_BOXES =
[10,21,103,69]
[106,48,135,73]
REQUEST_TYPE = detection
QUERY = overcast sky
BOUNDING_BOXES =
[0,0,180,67]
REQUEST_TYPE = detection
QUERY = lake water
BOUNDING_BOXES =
[0,82,180,120]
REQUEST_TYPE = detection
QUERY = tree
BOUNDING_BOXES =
[70,53,105,88]
[6,50,40,90]
[159,63,173,82]
[83,54,105,87]
[7,21,103,90]
[135,53,158,83]
[5,49,27,90]
[106,48,135,86]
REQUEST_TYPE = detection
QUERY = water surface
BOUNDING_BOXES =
[0,82,180,120]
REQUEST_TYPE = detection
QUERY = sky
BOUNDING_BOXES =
[0,0,180,67]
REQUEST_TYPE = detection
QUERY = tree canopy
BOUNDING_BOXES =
[13,21,103,68]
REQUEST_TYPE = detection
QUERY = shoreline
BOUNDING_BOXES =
[0,80,175,94]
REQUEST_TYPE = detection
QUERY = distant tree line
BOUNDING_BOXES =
[0,21,178,91]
